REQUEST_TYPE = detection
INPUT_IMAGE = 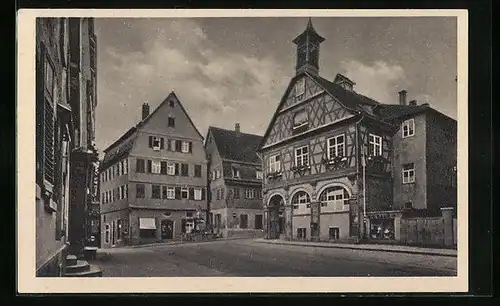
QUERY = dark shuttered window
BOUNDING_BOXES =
[147,160,152,173]
[189,188,195,200]
[194,165,202,177]
[148,136,153,148]
[160,161,167,174]
[175,187,181,199]
[160,137,164,149]
[175,163,179,175]
[136,159,145,173]
[181,163,189,176]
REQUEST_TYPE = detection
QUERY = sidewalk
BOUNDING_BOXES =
[97,236,249,252]
[255,238,457,257]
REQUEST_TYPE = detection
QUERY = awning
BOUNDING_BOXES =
[139,218,156,229]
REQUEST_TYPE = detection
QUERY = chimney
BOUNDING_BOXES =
[235,123,240,133]
[142,103,150,120]
[398,90,407,105]
[409,100,417,106]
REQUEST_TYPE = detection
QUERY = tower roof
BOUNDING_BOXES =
[292,17,325,44]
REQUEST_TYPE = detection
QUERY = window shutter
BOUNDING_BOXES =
[201,188,206,200]
[175,187,181,199]
[160,137,164,149]
[167,139,171,151]
[176,140,181,152]
[189,141,193,153]
[160,161,167,174]
[147,160,152,173]
[175,163,179,175]
[189,188,194,200]
[148,136,153,148]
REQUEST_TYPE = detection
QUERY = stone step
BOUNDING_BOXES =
[66,260,91,274]
[65,255,78,266]
[65,264,102,277]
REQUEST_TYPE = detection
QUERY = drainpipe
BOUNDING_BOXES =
[354,113,364,241]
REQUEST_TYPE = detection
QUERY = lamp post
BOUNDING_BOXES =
[360,148,372,240]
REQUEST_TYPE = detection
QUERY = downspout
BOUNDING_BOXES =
[354,112,364,241]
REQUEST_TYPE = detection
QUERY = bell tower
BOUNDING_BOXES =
[292,18,325,76]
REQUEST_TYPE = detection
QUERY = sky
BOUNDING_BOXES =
[94,17,457,154]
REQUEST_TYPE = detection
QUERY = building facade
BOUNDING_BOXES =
[99,92,208,248]
[205,124,264,238]
[36,17,99,276]
[260,19,457,242]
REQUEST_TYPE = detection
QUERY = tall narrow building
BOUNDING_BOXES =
[205,124,264,238]
[99,92,208,247]
[259,18,457,242]
[36,17,99,276]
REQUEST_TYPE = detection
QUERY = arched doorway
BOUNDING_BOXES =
[268,194,285,239]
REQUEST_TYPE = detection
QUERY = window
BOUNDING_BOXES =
[149,136,161,150]
[404,202,413,209]
[125,184,128,198]
[291,191,311,211]
[194,188,202,200]
[181,188,189,199]
[181,141,191,153]
[169,100,175,107]
[124,159,128,174]
[136,184,145,198]
[175,139,182,152]
[152,160,161,174]
[329,227,340,240]
[327,134,345,159]
[194,165,202,177]
[117,162,122,176]
[220,188,225,199]
[254,215,263,229]
[166,162,175,175]
[319,186,350,211]
[402,119,415,138]
[168,117,175,127]
[117,219,122,240]
[120,185,125,199]
[240,214,248,229]
[181,163,189,176]
[136,159,145,173]
[368,134,382,156]
[152,185,161,199]
[402,163,415,184]
[245,189,255,199]
[232,167,240,178]
[216,168,221,179]
[295,78,305,97]
[166,187,175,199]
[295,146,309,167]
[216,189,220,200]
[256,170,263,180]
[160,161,167,174]
[297,228,307,240]
[268,155,281,173]
[233,188,240,199]
[44,54,55,98]
[293,110,308,129]
[104,224,110,244]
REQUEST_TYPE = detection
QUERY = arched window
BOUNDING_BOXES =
[291,191,311,210]
[319,186,350,212]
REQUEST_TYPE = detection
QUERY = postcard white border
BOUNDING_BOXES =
[17,9,468,293]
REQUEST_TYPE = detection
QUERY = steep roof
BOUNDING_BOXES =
[208,126,263,164]
[101,91,203,169]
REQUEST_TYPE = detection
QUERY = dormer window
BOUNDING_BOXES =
[256,170,263,180]
[295,78,305,98]
[402,119,415,138]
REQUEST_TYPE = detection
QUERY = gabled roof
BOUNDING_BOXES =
[208,126,263,165]
[259,71,383,149]
[101,91,203,169]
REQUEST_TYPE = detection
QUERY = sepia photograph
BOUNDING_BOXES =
[17,9,468,293]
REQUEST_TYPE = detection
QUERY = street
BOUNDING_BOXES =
[93,239,457,277]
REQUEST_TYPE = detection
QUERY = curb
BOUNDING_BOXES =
[123,236,254,249]
[256,241,457,257]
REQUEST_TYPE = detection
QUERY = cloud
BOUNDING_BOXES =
[340,60,410,104]
[96,19,286,152]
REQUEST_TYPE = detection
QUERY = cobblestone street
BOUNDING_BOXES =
[93,239,457,277]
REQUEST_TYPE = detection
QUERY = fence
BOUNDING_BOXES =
[397,207,455,248]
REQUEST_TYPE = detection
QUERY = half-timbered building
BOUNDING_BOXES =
[260,19,457,242]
